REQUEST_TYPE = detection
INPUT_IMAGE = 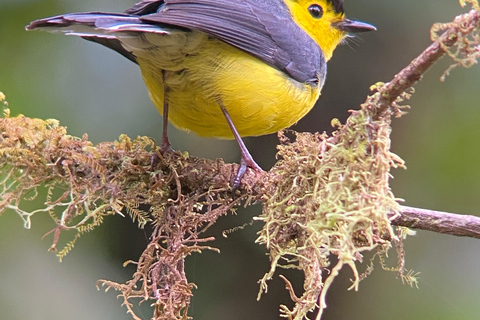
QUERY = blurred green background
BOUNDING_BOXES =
[1,0,480,319]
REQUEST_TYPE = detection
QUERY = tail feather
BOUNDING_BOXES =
[26,13,168,37]
[26,12,171,64]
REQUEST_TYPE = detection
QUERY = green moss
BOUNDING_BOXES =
[0,97,237,319]
[257,104,405,319]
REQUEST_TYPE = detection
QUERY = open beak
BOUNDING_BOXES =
[333,19,376,33]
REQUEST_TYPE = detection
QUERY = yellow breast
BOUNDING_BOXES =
[135,31,321,139]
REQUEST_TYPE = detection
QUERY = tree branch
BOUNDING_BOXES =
[374,9,480,117]
[1,4,479,320]
[393,206,480,239]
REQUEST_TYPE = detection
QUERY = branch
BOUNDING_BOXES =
[393,206,480,239]
[373,8,480,118]
[1,4,479,320]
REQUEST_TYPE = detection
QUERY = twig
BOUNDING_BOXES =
[1,6,479,320]
[393,206,480,239]
[374,9,480,117]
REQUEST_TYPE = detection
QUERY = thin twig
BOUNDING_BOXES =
[393,206,480,239]
[374,9,480,118]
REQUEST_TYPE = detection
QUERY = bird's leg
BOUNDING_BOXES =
[152,71,172,170]
[160,70,172,152]
[219,102,263,188]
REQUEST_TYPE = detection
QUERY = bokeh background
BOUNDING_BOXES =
[1,0,480,319]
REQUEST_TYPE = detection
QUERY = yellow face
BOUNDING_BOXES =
[284,0,347,61]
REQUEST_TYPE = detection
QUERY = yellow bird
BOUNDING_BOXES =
[27,0,375,185]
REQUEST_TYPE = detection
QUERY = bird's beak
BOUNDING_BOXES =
[332,19,376,33]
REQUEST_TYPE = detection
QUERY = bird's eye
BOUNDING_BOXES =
[308,4,324,19]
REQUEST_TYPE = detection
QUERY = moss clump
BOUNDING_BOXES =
[0,93,240,319]
[257,102,405,319]
[431,1,480,81]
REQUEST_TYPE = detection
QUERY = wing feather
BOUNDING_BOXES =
[136,0,325,83]
[27,0,326,83]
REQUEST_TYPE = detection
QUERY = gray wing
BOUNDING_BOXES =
[135,0,325,84]
[26,0,326,84]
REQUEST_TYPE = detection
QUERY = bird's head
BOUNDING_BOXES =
[284,0,376,61]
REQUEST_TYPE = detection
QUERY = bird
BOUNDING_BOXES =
[26,0,375,186]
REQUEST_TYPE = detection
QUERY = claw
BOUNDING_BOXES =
[233,151,263,189]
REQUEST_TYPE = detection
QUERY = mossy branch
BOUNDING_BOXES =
[372,6,480,118]
[1,3,479,320]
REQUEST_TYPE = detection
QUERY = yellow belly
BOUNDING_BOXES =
[135,32,321,139]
